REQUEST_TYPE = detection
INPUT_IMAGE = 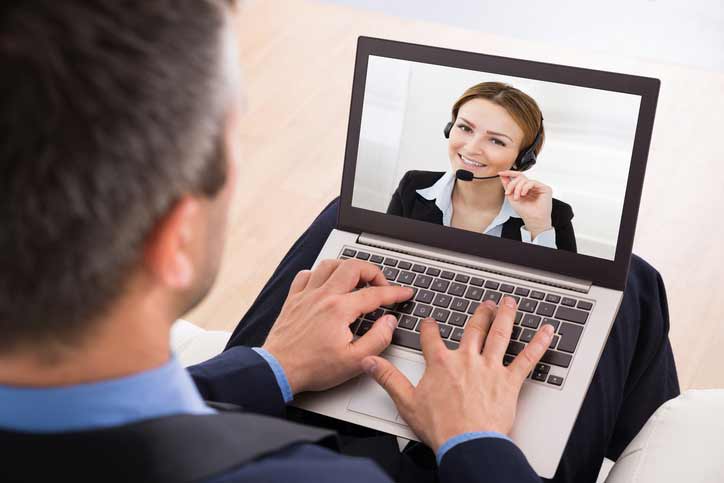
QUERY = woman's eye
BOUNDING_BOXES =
[456,124,472,133]
[490,138,506,147]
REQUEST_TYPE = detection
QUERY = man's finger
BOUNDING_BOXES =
[459,300,496,354]
[306,259,342,289]
[481,296,517,362]
[352,314,396,358]
[362,355,415,413]
[346,285,414,315]
[288,269,311,296]
[325,259,388,293]
[419,318,445,365]
[509,324,554,383]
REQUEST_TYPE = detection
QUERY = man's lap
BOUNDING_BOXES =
[225,198,680,483]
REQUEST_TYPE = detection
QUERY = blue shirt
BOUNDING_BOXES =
[0,347,508,464]
[416,170,557,249]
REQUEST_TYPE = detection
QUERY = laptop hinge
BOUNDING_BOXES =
[357,232,592,294]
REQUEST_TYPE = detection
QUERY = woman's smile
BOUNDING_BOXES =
[458,153,487,169]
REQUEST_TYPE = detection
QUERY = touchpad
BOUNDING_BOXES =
[347,355,424,424]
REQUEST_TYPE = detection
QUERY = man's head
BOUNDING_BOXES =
[0,0,243,355]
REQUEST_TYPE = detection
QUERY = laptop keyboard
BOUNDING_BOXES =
[340,247,594,389]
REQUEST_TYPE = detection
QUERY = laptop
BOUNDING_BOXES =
[294,36,658,478]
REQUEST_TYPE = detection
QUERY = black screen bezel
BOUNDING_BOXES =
[339,36,659,291]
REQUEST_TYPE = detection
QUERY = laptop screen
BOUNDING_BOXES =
[350,55,642,262]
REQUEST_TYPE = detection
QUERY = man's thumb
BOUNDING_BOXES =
[361,356,414,409]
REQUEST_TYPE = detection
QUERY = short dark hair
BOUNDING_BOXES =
[0,0,230,351]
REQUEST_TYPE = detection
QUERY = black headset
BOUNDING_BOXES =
[444,118,544,172]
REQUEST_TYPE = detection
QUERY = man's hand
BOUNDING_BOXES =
[363,296,554,453]
[262,258,414,395]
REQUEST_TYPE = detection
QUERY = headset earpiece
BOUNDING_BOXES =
[512,118,544,172]
[443,122,453,139]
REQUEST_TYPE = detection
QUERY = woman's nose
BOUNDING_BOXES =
[464,133,487,155]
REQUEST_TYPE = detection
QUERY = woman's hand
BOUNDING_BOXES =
[499,170,553,239]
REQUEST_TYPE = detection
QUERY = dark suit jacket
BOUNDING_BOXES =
[186,346,542,482]
[387,170,577,253]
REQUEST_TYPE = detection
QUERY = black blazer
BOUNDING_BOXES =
[387,170,577,253]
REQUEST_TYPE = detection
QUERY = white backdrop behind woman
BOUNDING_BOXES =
[352,56,641,261]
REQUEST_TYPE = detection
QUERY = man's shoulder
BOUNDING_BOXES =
[206,443,390,483]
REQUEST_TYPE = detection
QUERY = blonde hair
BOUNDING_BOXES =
[451,81,544,155]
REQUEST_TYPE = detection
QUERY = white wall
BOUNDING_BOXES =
[352,56,641,260]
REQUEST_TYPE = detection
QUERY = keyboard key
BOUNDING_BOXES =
[415,290,435,304]
[549,334,560,349]
[511,295,521,304]
[412,264,427,273]
[577,301,593,311]
[455,274,470,283]
[547,375,564,386]
[343,248,356,257]
[484,280,500,290]
[541,318,561,332]
[383,257,398,266]
[536,302,556,317]
[511,325,522,340]
[426,267,441,277]
[532,371,548,382]
[515,311,523,324]
[432,308,450,323]
[514,287,530,297]
[382,267,399,281]
[467,302,480,314]
[451,327,465,342]
[340,257,349,260]
[398,315,417,330]
[451,298,469,312]
[349,318,362,333]
[535,363,550,374]
[503,354,514,366]
[561,297,577,307]
[413,304,433,318]
[541,350,572,368]
[448,282,466,297]
[557,322,583,353]
[437,323,452,338]
[392,328,421,350]
[506,340,525,356]
[520,328,536,343]
[530,290,545,300]
[413,274,432,289]
[397,301,415,314]
[433,294,452,308]
[482,290,502,304]
[500,283,515,293]
[464,286,484,301]
[364,308,385,321]
[356,251,370,260]
[431,279,450,293]
[521,314,541,329]
[555,306,589,325]
[398,261,412,270]
[449,312,467,327]
[545,294,561,304]
[470,277,484,286]
[397,271,415,284]
[440,270,455,280]
[357,320,373,335]
[370,254,384,264]
[519,298,538,313]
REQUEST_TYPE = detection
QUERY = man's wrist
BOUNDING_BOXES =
[252,347,294,403]
[436,431,513,465]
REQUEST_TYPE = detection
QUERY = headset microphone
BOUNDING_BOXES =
[455,169,500,181]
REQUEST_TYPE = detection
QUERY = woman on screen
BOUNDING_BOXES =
[387,81,577,252]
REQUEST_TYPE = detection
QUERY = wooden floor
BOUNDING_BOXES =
[184,0,724,391]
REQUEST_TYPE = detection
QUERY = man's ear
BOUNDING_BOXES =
[143,197,201,290]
